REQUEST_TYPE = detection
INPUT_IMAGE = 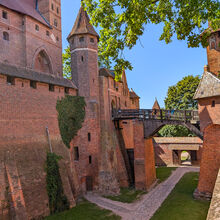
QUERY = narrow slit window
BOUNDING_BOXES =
[49,84,54,92]
[51,3,54,10]
[46,30,50,36]
[2,11,8,19]
[54,19,58,27]
[211,100,215,107]
[3,32,9,41]
[88,133,91,142]
[35,24,39,31]
[7,76,15,85]
[30,80,37,89]
[89,155,92,164]
[79,37,84,42]
[74,147,79,161]
[57,7,59,14]
[81,56,84,62]
[65,87,69,94]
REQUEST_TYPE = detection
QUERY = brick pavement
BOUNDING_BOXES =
[85,167,199,220]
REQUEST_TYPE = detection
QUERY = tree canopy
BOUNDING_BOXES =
[158,75,200,137]
[82,0,220,78]
[164,75,200,110]
[62,47,71,79]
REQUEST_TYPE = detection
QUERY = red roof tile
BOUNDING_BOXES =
[68,6,99,39]
[0,0,50,26]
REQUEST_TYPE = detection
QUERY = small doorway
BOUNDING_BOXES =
[127,149,135,185]
[180,151,192,166]
[86,176,93,191]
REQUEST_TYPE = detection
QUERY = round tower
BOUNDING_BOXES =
[67,6,99,98]
[207,30,220,76]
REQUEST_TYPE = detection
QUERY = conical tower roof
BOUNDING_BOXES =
[68,6,99,40]
[152,99,160,110]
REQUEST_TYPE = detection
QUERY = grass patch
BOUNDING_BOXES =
[44,199,121,220]
[105,187,146,203]
[156,167,177,183]
[151,172,210,220]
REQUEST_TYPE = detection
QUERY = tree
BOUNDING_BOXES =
[158,75,200,137]
[82,0,220,78]
[164,75,200,110]
[62,47,71,79]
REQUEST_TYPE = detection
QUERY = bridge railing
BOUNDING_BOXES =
[112,109,199,122]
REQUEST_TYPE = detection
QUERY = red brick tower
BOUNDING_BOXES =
[194,29,220,200]
[206,30,220,76]
[68,6,101,192]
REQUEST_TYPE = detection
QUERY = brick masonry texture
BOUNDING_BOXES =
[206,169,220,220]
[133,120,156,190]
[0,2,156,219]
[0,75,77,219]
[207,32,220,76]
[194,30,220,199]
[197,124,220,195]
[0,2,63,77]
[153,137,203,166]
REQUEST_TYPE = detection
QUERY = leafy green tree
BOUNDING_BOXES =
[62,47,71,79]
[158,75,200,137]
[82,0,220,78]
[164,75,200,110]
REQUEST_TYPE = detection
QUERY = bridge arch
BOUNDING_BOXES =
[113,109,203,140]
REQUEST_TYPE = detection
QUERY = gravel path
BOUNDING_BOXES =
[85,167,199,220]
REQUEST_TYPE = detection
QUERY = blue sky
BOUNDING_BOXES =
[61,0,207,109]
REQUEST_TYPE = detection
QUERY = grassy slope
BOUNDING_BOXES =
[156,167,177,183]
[44,200,121,220]
[151,172,210,220]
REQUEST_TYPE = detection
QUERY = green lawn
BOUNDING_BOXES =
[106,167,176,203]
[105,187,146,203]
[156,167,177,183]
[151,172,210,220]
[44,200,121,220]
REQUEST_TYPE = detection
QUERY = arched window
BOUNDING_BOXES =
[34,50,52,74]
[3,32,9,41]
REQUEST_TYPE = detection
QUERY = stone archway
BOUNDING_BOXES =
[32,47,53,74]
[180,150,192,166]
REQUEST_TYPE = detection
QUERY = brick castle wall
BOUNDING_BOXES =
[0,74,77,219]
[207,32,220,76]
[198,96,220,131]
[0,4,63,77]
[197,124,220,196]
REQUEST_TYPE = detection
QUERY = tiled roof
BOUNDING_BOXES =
[194,71,220,99]
[68,6,99,39]
[0,0,50,27]
[153,137,203,144]
[129,90,140,99]
[0,62,77,89]
[99,68,114,78]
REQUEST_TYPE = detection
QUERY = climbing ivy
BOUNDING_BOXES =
[56,95,86,148]
[45,152,69,214]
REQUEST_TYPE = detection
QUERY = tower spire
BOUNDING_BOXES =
[68,6,99,40]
